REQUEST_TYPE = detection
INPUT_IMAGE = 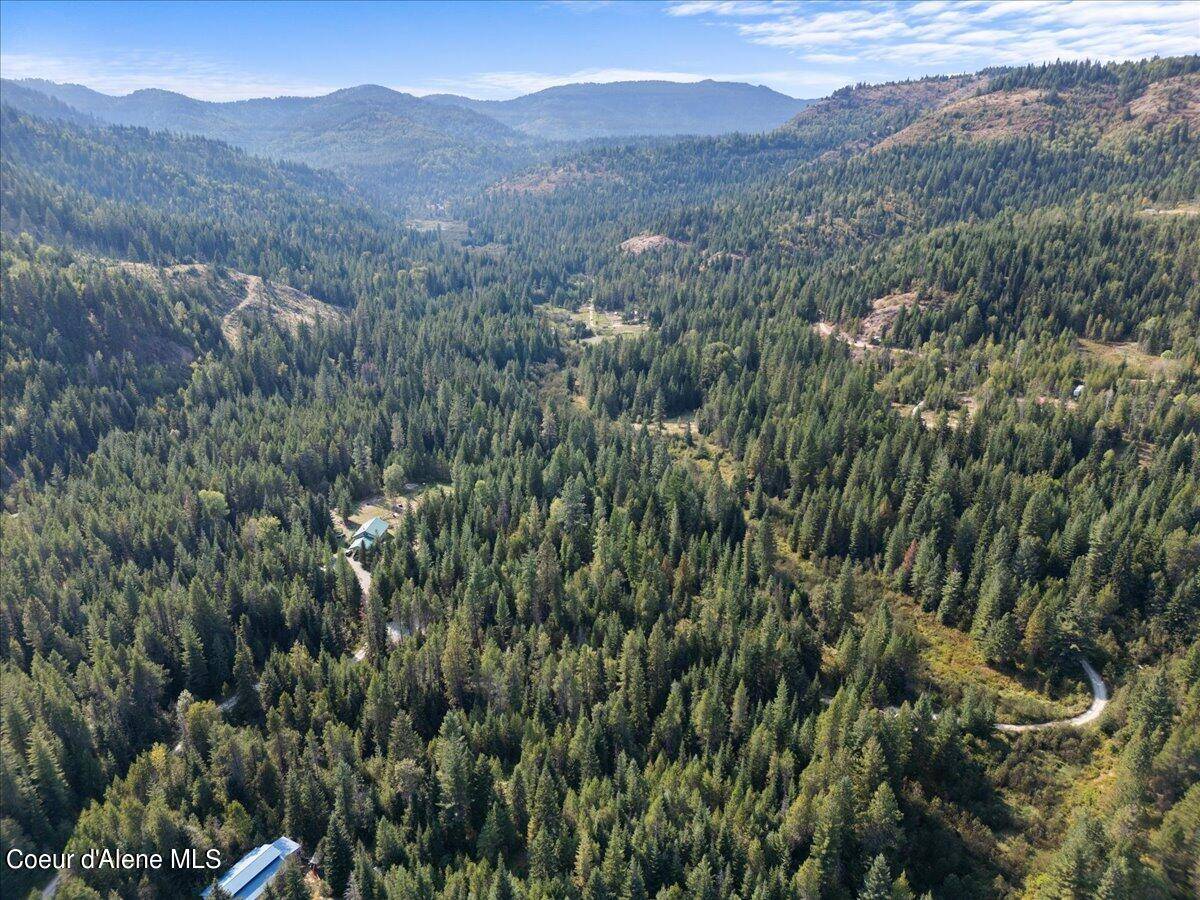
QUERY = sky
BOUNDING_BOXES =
[1,0,1197,101]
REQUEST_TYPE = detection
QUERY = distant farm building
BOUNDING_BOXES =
[201,836,300,900]
[346,516,389,559]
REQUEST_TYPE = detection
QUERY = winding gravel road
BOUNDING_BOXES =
[995,656,1108,733]
[823,655,1109,733]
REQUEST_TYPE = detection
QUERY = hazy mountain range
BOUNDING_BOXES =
[0,77,809,208]
[425,79,810,140]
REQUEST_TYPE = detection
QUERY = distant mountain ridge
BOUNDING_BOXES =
[1,78,811,207]
[4,79,529,162]
[425,79,811,139]
[0,79,98,127]
[2,78,538,209]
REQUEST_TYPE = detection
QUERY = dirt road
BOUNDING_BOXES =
[821,655,1109,734]
[995,657,1108,733]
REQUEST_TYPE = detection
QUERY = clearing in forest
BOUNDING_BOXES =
[887,586,1091,724]
[770,547,1100,729]
[619,233,688,255]
[335,483,449,541]
[890,400,977,430]
[812,289,942,358]
[405,218,469,242]
[1137,200,1200,217]
[661,418,736,482]
[1077,338,1184,378]
[115,261,346,347]
[858,290,943,341]
[538,302,648,344]
[490,162,612,195]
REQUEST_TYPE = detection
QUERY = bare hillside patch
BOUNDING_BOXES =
[619,233,688,255]
[812,289,942,358]
[116,262,346,346]
[861,289,941,341]
[491,163,614,196]
[788,74,983,139]
[1105,73,1200,146]
[876,88,1069,150]
[877,75,1197,153]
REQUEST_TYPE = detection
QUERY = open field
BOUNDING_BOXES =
[538,302,649,344]
[577,303,649,343]
[405,218,470,241]
[1077,338,1185,378]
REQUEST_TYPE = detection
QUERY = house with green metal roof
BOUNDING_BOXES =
[346,516,389,559]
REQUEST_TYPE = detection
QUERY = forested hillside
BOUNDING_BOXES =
[2,80,543,210]
[2,78,810,210]
[1,56,1197,900]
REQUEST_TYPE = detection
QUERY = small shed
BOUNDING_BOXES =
[346,516,389,558]
[201,836,301,900]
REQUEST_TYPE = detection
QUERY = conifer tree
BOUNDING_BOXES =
[321,805,354,898]
[230,626,262,723]
[860,854,894,900]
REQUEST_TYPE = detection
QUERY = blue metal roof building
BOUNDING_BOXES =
[201,837,301,899]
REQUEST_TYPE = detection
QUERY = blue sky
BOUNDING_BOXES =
[1,1,1196,101]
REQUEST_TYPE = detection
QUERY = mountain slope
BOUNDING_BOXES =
[0,105,440,307]
[113,261,347,347]
[4,78,811,207]
[773,56,1200,159]
[777,73,985,156]
[3,80,542,209]
[8,79,527,156]
[3,53,1198,900]
[0,79,97,126]
[875,71,1199,152]
[427,79,811,139]
[1,239,217,483]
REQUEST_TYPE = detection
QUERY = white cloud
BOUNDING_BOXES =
[666,1,803,17]
[0,50,336,100]
[667,0,1200,74]
[802,53,859,64]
